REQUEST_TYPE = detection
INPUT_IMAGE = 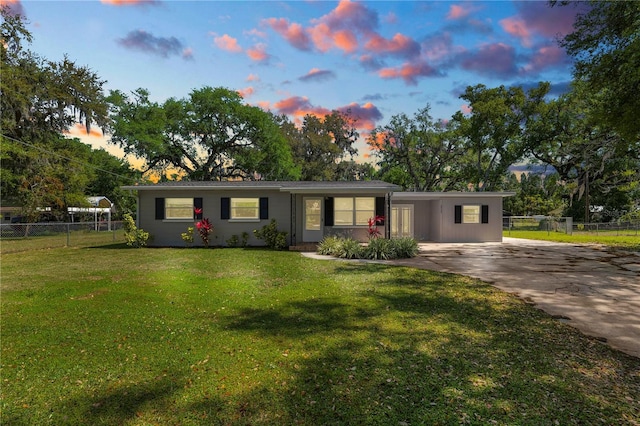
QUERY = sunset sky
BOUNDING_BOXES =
[4,0,584,162]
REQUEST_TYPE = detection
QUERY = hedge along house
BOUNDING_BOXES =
[390,192,515,243]
[121,181,514,247]
[121,181,398,247]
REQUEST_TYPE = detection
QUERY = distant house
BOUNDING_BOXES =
[121,181,513,247]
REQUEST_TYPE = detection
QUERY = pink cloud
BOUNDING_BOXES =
[214,34,242,52]
[0,0,25,16]
[264,18,311,51]
[333,29,358,53]
[460,42,517,77]
[299,68,336,83]
[365,33,420,58]
[522,44,568,74]
[336,102,382,131]
[500,17,532,47]
[272,96,381,132]
[515,2,586,39]
[460,105,472,114]
[378,61,440,85]
[181,47,194,60]
[101,0,159,6]
[246,73,260,82]
[446,4,472,20]
[237,87,255,98]
[273,96,314,115]
[246,44,269,62]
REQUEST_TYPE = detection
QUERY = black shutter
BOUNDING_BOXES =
[221,197,230,220]
[324,197,334,226]
[194,197,203,220]
[481,205,489,224]
[155,198,165,220]
[375,196,386,225]
[259,197,269,219]
[454,205,462,224]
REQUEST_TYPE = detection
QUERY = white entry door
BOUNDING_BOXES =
[303,197,323,242]
[391,205,414,238]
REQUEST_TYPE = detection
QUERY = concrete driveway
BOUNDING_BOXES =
[390,237,640,358]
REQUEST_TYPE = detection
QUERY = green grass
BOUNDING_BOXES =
[504,230,640,251]
[0,229,123,254]
[2,246,639,425]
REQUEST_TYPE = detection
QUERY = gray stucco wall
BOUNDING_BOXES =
[137,189,291,247]
[393,196,504,242]
[439,197,503,242]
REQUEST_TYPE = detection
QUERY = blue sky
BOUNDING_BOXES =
[6,0,583,162]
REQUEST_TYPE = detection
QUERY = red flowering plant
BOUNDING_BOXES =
[196,218,213,247]
[367,215,385,239]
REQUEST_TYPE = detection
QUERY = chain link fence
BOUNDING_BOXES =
[0,221,125,254]
[504,216,639,236]
[504,216,574,235]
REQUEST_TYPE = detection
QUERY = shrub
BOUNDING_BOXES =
[226,235,239,247]
[240,231,250,247]
[181,227,194,245]
[317,235,342,256]
[364,237,395,260]
[123,214,150,248]
[338,238,364,259]
[253,219,288,250]
[196,218,213,247]
[391,237,419,258]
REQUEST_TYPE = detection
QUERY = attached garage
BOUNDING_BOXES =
[391,192,515,243]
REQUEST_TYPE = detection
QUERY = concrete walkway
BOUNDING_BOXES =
[390,238,640,358]
[304,238,640,358]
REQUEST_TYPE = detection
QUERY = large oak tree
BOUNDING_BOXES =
[107,86,299,181]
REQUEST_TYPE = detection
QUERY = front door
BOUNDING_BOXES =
[391,204,414,238]
[303,197,323,242]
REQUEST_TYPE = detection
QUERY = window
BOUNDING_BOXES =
[455,204,489,224]
[334,197,375,226]
[463,205,480,224]
[231,198,259,219]
[165,198,194,220]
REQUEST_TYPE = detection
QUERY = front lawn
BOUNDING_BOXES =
[1,247,639,425]
[504,230,640,251]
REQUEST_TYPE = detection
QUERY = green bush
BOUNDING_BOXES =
[391,237,419,258]
[317,236,419,260]
[364,237,394,260]
[338,238,364,259]
[123,214,150,248]
[240,231,250,247]
[226,235,239,247]
[317,235,342,256]
[253,219,288,250]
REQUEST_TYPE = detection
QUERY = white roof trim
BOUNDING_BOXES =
[393,191,515,200]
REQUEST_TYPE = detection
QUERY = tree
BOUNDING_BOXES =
[1,7,130,219]
[107,86,299,181]
[368,106,466,191]
[524,82,640,221]
[1,8,107,140]
[451,83,549,191]
[554,1,640,140]
[278,111,360,181]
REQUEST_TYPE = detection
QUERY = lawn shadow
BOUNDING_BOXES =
[56,371,188,425]
[219,262,640,424]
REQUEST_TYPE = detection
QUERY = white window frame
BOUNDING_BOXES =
[334,197,375,226]
[463,205,480,224]
[165,198,193,220]
[231,198,259,220]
